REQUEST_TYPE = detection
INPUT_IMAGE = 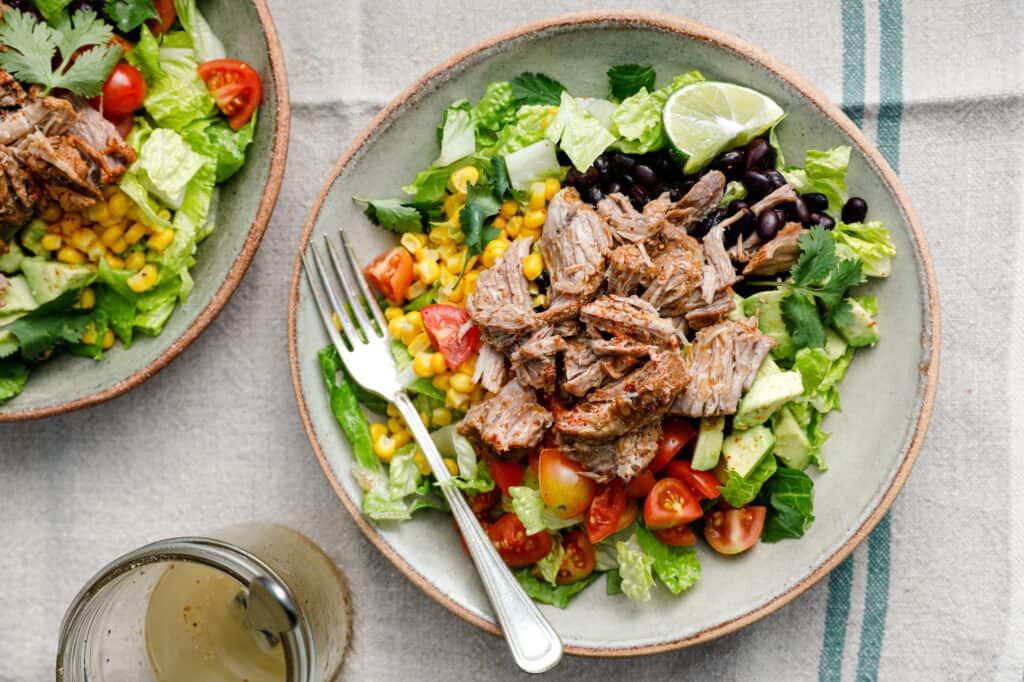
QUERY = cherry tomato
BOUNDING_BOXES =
[420,304,481,370]
[453,515,491,557]
[484,457,523,497]
[538,448,596,519]
[661,460,721,499]
[704,506,767,555]
[649,419,697,473]
[487,513,553,567]
[97,64,146,117]
[197,58,262,131]
[643,478,703,530]
[145,0,177,35]
[363,248,414,304]
[585,480,626,543]
[653,524,697,547]
[467,488,500,515]
[625,469,656,498]
[614,498,639,533]
[556,529,596,584]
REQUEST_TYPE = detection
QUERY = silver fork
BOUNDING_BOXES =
[302,230,563,674]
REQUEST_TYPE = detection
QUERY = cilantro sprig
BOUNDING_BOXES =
[0,9,123,98]
[781,227,864,349]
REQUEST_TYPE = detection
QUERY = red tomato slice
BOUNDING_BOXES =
[649,418,698,473]
[556,529,596,584]
[643,478,703,530]
[145,0,177,35]
[484,457,523,497]
[453,515,491,557]
[538,448,596,519]
[364,248,414,304]
[96,63,146,116]
[585,480,626,543]
[197,58,262,131]
[625,469,656,498]
[653,524,697,547]
[661,460,721,499]
[467,488,500,515]
[420,304,481,370]
[487,513,553,567]
[704,506,767,555]
[614,498,639,533]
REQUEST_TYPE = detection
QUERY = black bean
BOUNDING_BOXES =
[757,210,782,240]
[811,213,836,230]
[580,167,601,186]
[713,149,745,173]
[765,170,787,189]
[633,164,658,188]
[705,208,727,227]
[802,192,828,212]
[652,182,670,198]
[677,179,695,196]
[581,185,605,204]
[732,209,755,237]
[745,138,775,170]
[611,153,635,173]
[605,181,624,195]
[564,168,583,187]
[667,184,684,201]
[594,154,610,175]
[841,196,868,223]
[792,196,812,226]
[628,184,649,209]
[743,170,771,197]
[653,156,677,179]
[534,270,551,292]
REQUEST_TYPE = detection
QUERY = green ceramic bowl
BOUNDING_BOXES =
[289,12,938,656]
[0,0,289,422]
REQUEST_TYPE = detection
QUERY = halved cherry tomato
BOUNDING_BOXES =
[585,480,626,543]
[653,524,697,547]
[614,497,639,533]
[97,64,146,117]
[626,469,656,498]
[556,529,596,584]
[704,506,766,555]
[420,304,481,370]
[363,248,414,304]
[649,418,697,473]
[484,457,523,497]
[145,0,177,35]
[643,478,703,530]
[487,513,553,567]
[197,59,262,131]
[453,515,491,557]
[467,488,500,515]
[538,448,596,519]
[661,460,721,499]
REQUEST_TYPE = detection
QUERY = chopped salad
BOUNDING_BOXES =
[0,0,262,404]
[317,65,896,606]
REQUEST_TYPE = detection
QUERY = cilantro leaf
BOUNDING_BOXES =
[33,0,74,23]
[354,198,429,234]
[0,10,60,86]
[459,183,501,257]
[103,0,159,32]
[53,9,114,60]
[8,291,90,360]
[790,227,839,288]
[53,40,123,97]
[607,63,656,100]
[491,155,511,199]
[819,258,864,314]
[781,292,827,349]
[0,358,29,405]
[759,467,815,542]
[510,72,566,106]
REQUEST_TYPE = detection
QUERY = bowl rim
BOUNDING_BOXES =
[287,10,940,657]
[0,0,291,423]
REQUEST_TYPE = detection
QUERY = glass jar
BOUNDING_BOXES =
[57,524,351,682]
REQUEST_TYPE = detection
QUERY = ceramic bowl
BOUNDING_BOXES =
[0,0,289,422]
[288,12,938,655]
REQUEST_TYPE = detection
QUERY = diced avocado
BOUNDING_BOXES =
[0,329,16,358]
[0,240,24,274]
[692,416,726,471]
[743,289,794,360]
[20,257,94,305]
[754,355,781,382]
[834,297,879,347]
[734,370,804,430]
[0,275,38,315]
[824,328,848,361]
[19,219,48,257]
[773,407,813,470]
[722,425,775,478]
[726,292,746,321]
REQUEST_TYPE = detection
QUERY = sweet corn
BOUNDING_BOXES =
[104,253,126,269]
[533,294,547,307]
[429,352,447,374]
[506,215,523,238]
[543,178,561,199]
[429,225,451,245]
[125,251,146,271]
[388,316,412,340]
[446,387,469,410]
[40,205,61,222]
[404,311,421,328]
[127,264,158,293]
[81,326,98,345]
[519,227,541,241]
[77,287,95,309]
[101,329,115,350]
[413,352,435,377]
[463,271,479,295]
[444,280,466,303]
[443,458,459,476]
[85,241,106,262]
[431,407,452,426]
[57,246,85,264]
[500,199,519,218]
[109,237,128,255]
[387,417,403,434]
[147,228,175,252]
[156,209,171,221]
[529,182,547,210]
[400,325,420,346]
[432,373,451,391]
[522,252,544,280]
[449,165,480,194]
[386,403,401,418]
[414,449,430,475]
[408,332,432,356]
[405,280,427,301]
[523,209,546,230]
[384,306,404,321]
[99,225,123,247]
[400,232,427,254]
[60,214,82,235]
[41,233,62,251]
[444,254,464,273]
[108,192,130,219]
[391,430,412,448]
[450,372,474,394]
[69,228,97,252]
[416,258,440,285]
[373,435,397,461]
[492,216,508,230]
[86,201,109,224]
[458,356,476,375]
[370,423,388,441]
[124,222,148,245]
[419,411,430,428]
[441,194,464,219]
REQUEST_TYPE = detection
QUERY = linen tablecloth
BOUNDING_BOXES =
[3,1,1022,679]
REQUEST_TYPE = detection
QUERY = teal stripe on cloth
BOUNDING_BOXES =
[841,0,866,127]
[858,514,892,680]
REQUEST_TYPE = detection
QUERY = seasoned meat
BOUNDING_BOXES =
[562,337,605,397]
[0,71,26,109]
[580,295,677,347]
[700,221,740,303]
[589,336,657,358]
[672,317,776,417]
[684,288,736,329]
[597,191,668,243]
[605,243,654,296]
[458,379,552,459]
[561,422,662,483]
[510,326,567,393]
[743,222,806,275]
[65,104,136,181]
[640,233,704,316]
[560,437,617,482]
[0,146,36,226]
[729,230,763,265]
[539,187,614,321]
[556,350,687,440]
[661,170,726,237]
[751,183,797,216]
[0,96,75,145]
[472,343,507,393]
[599,354,641,380]
[466,237,540,351]
[20,132,99,211]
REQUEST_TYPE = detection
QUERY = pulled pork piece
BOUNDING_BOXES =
[605,243,654,296]
[0,71,26,109]
[510,326,567,393]
[590,336,657,358]
[729,230,763,264]
[458,379,552,459]
[597,191,670,243]
[743,222,806,275]
[641,233,703,316]
[561,422,662,483]
[751,183,797,216]
[472,343,507,393]
[661,170,726,236]
[0,96,76,145]
[20,132,100,211]
[0,146,37,226]
[65,104,136,182]
[466,237,540,351]
[562,337,605,397]
[556,350,687,440]
[700,220,740,303]
[580,295,677,347]
[672,317,776,417]
[684,288,736,329]
[539,187,614,321]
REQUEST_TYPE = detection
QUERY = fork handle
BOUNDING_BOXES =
[393,392,563,674]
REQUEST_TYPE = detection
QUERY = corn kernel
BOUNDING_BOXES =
[41,233,62,251]
[533,294,547,307]
[471,386,487,405]
[109,237,128,255]
[86,201,110,224]
[492,216,508,230]
[101,185,120,199]
[429,225,451,245]
[523,209,546,230]
[419,411,430,428]
[60,213,82,234]
[450,372,474,394]
[507,215,523,238]
[125,251,146,271]
[81,326,97,345]
[449,166,480,194]
[370,423,388,441]
[414,449,431,475]
[386,403,401,418]
[77,287,95,309]
[429,352,447,374]
[104,253,126,270]
[544,178,561,199]
[388,316,410,339]
[519,227,540,241]
[392,430,412,448]
[124,222,147,245]
[432,373,450,391]
[445,254,464,273]
[384,306,404,321]
[443,458,460,476]
[86,241,106,262]
[108,192,130,218]
[500,199,519,218]
[413,352,435,377]
[444,281,465,303]
[40,205,61,222]
[463,271,479,295]
[431,407,453,427]
[156,209,171,221]
[400,232,427,254]
[416,259,440,285]
[446,387,469,410]
[374,435,396,461]
[147,228,175,252]
[529,182,547,210]
[127,264,158,293]
[522,252,544,280]
[69,228,97,252]
[442,194,464,219]
[405,279,427,301]
[408,332,432,356]
[387,417,403,433]
[404,310,422,328]
[99,225,122,247]
[101,329,115,350]
[57,246,85,264]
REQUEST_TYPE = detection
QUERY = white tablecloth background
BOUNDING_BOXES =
[3,1,1022,680]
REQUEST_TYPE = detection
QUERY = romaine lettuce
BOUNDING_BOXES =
[173,0,226,63]
[634,526,701,595]
[758,467,815,542]
[435,101,475,168]
[832,221,896,278]
[609,86,665,154]
[720,454,778,507]
[615,535,655,601]
[136,128,208,210]
[514,568,599,608]
[544,91,616,171]
[504,139,562,191]
[487,104,556,157]
[126,24,164,84]
[508,486,581,535]
[471,81,516,147]
[783,146,851,212]
[534,535,565,586]
[181,112,257,183]
[144,45,217,130]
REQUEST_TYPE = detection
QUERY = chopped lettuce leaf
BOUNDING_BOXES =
[144,46,217,130]
[615,535,655,602]
[471,81,516,148]
[610,86,665,154]
[125,23,164,84]
[769,126,785,170]
[534,534,565,586]
[136,128,207,210]
[545,91,616,171]
[94,283,136,346]
[720,180,747,206]
[0,357,28,405]
[832,221,896,278]
[783,146,850,212]
[635,526,701,594]
[720,454,778,507]
[576,97,618,131]
[181,111,257,183]
[133,278,180,335]
[514,568,598,608]
[759,467,815,542]
[8,290,90,359]
[173,0,226,62]
[402,164,459,203]
[504,139,562,191]
[508,486,581,535]
[435,101,475,168]
[388,444,422,499]
[488,104,556,157]
[793,345,854,413]
[787,401,831,470]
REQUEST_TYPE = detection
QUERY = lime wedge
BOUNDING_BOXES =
[662,82,785,174]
